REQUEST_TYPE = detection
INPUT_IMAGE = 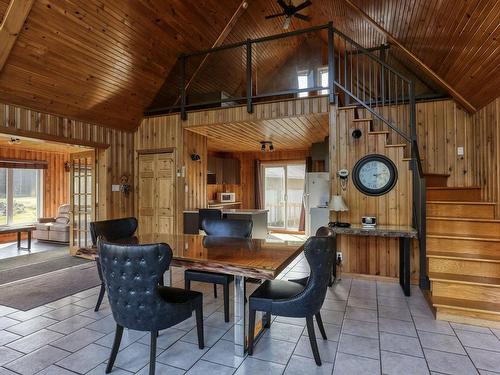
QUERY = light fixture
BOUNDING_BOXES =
[352,129,362,139]
[329,195,350,228]
[190,153,201,161]
[260,141,274,152]
[8,137,21,145]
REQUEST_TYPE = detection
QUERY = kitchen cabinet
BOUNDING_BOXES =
[207,156,240,185]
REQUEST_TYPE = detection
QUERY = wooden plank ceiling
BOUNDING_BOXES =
[187,113,329,152]
[0,0,498,131]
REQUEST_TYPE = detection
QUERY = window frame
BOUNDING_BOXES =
[0,168,43,226]
[297,69,310,98]
[317,66,329,96]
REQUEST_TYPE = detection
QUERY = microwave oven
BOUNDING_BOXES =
[218,192,236,203]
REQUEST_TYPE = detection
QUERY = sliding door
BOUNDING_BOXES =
[263,162,305,231]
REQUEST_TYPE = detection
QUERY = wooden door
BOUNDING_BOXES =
[70,150,95,253]
[156,153,175,234]
[137,152,176,236]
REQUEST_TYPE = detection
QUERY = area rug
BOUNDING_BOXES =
[0,255,91,285]
[0,262,100,310]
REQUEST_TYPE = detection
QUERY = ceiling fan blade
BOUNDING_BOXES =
[293,0,312,12]
[277,0,289,10]
[265,12,286,19]
[293,13,311,21]
[283,17,292,30]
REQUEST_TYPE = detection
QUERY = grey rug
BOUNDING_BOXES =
[0,256,91,285]
[0,262,100,310]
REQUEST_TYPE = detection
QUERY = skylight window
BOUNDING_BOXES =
[297,71,309,98]
[319,67,329,95]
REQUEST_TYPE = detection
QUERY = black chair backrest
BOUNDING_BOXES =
[98,240,172,331]
[315,226,335,237]
[90,217,138,246]
[202,218,253,238]
[198,209,222,230]
[275,236,335,315]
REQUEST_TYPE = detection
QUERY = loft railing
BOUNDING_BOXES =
[149,23,427,289]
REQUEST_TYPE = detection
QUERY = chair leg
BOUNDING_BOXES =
[149,331,157,375]
[306,316,322,366]
[195,305,205,349]
[315,312,328,340]
[223,282,230,323]
[105,324,124,373]
[213,283,218,298]
[264,312,271,328]
[185,278,191,290]
[248,309,256,355]
[94,283,106,312]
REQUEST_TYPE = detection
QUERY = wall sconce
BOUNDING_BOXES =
[64,162,71,172]
[119,175,131,197]
[352,129,362,139]
[190,153,201,161]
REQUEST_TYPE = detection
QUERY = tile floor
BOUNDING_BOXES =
[0,253,500,374]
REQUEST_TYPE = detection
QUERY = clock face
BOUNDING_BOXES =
[352,155,398,196]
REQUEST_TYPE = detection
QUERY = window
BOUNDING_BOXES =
[297,70,309,98]
[318,67,329,95]
[0,168,42,225]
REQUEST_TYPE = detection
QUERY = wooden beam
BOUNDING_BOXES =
[0,0,34,71]
[343,0,477,113]
[171,0,250,107]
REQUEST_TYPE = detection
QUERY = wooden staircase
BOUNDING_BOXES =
[426,177,500,327]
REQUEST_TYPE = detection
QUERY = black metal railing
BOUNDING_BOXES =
[148,23,428,289]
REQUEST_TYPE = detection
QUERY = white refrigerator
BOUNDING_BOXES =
[304,172,330,236]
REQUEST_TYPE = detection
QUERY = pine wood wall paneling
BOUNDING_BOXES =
[0,102,134,220]
[184,130,207,210]
[471,97,500,218]
[331,105,417,281]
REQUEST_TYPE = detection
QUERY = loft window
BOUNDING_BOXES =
[297,70,309,98]
[0,168,43,225]
[318,67,329,95]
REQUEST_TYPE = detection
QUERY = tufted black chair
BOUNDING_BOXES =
[90,217,139,312]
[185,218,253,322]
[198,209,222,231]
[247,236,335,366]
[99,240,204,375]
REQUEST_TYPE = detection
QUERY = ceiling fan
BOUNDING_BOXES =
[265,0,312,30]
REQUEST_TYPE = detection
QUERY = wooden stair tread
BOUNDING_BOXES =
[427,216,500,223]
[352,118,372,122]
[429,272,500,287]
[427,201,496,206]
[385,143,406,148]
[427,251,500,263]
[427,187,481,190]
[432,296,500,315]
[424,173,450,177]
[369,131,390,135]
[427,233,500,242]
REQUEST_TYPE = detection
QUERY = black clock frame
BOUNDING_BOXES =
[352,154,398,196]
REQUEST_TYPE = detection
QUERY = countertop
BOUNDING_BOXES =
[184,208,269,215]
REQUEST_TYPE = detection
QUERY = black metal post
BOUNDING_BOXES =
[327,22,335,104]
[246,39,253,114]
[180,55,187,121]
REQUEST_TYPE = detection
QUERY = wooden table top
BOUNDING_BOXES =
[0,224,36,234]
[330,224,418,238]
[136,234,305,280]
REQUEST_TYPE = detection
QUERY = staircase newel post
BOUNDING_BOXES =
[327,22,336,105]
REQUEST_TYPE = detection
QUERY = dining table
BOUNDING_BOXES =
[135,233,306,356]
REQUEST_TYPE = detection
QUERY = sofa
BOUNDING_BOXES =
[34,204,70,243]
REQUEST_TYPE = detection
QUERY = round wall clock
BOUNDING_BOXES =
[352,154,398,196]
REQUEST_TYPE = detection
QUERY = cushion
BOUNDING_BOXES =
[249,279,305,312]
[34,223,50,231]
[50,223,69,232]
[55,216,70,224]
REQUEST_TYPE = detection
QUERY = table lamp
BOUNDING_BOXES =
[329,195,350,228]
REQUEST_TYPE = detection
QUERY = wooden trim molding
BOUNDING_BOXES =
[136,148,176,155]
[0,157,48,169]
[343,0,476,114]
[0,0,35,71]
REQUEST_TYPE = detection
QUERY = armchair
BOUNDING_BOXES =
[33,204,70,243]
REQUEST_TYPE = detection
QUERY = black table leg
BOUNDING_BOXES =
[399,237,411,296]
[27,231,32,251]
[17,232,21,249]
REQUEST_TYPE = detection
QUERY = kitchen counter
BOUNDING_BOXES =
[183,209,269,239]
[207,201,242,208]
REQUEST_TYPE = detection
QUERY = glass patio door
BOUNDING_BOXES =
[70,151,95,252]
[263,163,306,231]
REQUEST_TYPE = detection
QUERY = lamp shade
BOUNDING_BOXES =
[329,195,348,212]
